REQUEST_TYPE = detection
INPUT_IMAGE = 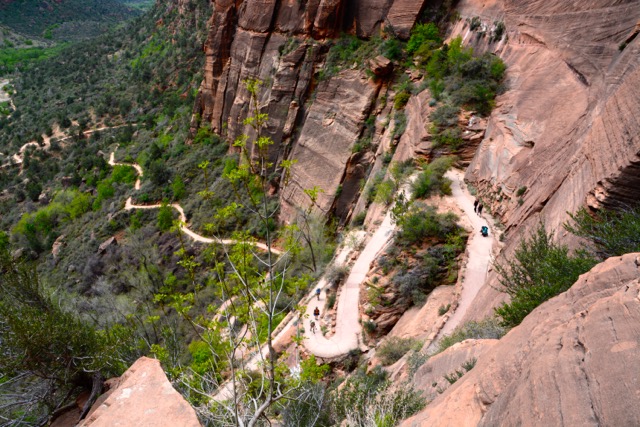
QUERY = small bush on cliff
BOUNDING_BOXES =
[438,318,506,353]
[565,205,640,259]
[494,224,597,327]
[377,337,421,366]
[412,156,455,199]
[396,202,460,245]
[329,367,425,426]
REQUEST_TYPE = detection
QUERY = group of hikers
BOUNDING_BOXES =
[310,288,322,334]
[474,199,489,237]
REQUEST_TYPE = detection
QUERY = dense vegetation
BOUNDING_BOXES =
[0,0,140,41]
[495,205,640,327]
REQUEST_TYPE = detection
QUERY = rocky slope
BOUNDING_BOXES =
[402,252,640,427]
[77,357,201,427]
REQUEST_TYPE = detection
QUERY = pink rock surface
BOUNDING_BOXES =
[402,253,640,427]
[78,357,201,427]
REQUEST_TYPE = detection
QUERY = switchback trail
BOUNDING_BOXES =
[434,169,497,340]
[109,147,281,254]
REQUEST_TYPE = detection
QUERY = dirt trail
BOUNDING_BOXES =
[434,169,497,340]
[109,147,281,254]
[2,124,130,169]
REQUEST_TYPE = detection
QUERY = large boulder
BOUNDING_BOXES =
[78,357,201,427]
[402,253,640,426]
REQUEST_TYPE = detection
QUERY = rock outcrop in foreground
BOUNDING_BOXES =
[402,253,640,427]
[79,357,200,427]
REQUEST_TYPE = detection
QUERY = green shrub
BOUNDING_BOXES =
[516,186,527,197]
[438,304,450,315]
[396,203,459,245]
[412,156,455,199]
[438,318,506,353]
[157,203,174,232]
[392,110,407,139]
[494,224,597,327]
[565,206,640,260]
[377,337,420,366]
[374,179,396,205]
[394,91,411,110]
[330,367,424,426]
[407,23,442,55]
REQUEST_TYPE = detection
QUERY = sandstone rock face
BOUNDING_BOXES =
[385,0,427,39]
[79,357,200,427]
[280,70,380,221]
[453,0,640,236]
[193,0,432,223]
[401,253,640,427]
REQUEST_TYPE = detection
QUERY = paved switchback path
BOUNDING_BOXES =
[435,169,497,339]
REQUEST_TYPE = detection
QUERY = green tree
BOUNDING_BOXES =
[0,247,133,424]
[164,79,319,426]
[494,224,597,327]
[565,205,640,259]
[172,175,186,200]
[157,202,173,232]
[406,23,441,54]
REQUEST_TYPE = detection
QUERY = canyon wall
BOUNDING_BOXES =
[192,0,439,223]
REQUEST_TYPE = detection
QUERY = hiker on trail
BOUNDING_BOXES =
[313,306,320,320]
[474,198,479,212]
[477,204,483,215]
[481,225,489,237]
[310,321,316,334]
[316,288,321,301]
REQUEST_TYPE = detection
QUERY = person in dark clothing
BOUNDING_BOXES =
[313,306,320,320]
[474,199,479,212]
[477,204,484,215]
[310,321,317,334]
[315,288,321,300]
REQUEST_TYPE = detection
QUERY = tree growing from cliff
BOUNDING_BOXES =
[494,224,597,327]
[164,79,325,426]
[565,205,640,259]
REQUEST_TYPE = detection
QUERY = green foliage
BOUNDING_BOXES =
[412,156,455,199]
[172,175,186,200]
[111,164,137,185]
[565,206,640,260]
[394,90,411,110]
[516,186,527,197]
[320,34,403,80]
[0,0,140,41]
[330,367,425,426]
[12,190,93,252]
[392,110,408,139]
[0,248,133,424]
[438,318,506,353]
[396,202,460,245]
[494,224,597,327]
[407,23,442,55]
[377,337,420,366]
[157,203,174,232]
[374,179,396,205]
[300,355,330,383]
[0,45,67,76]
